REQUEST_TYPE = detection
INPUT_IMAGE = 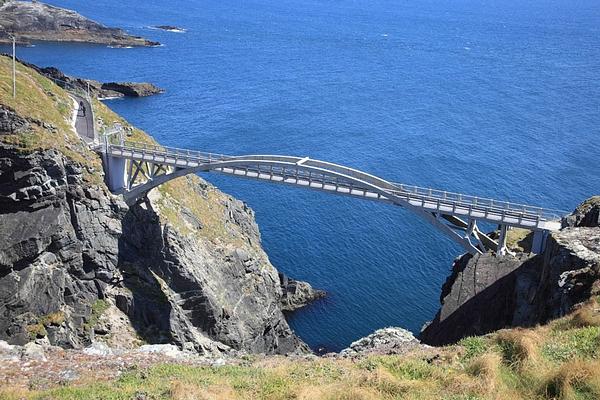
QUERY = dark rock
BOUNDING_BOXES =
[9,58,165,100]
[0,106,29,134]
[421,206,600,346]
[153,25,186,32]
[0,1,159,47]
[0,141,309,355]
[563,196,600,228]
[100,82,164,97]
[279,273,325,312]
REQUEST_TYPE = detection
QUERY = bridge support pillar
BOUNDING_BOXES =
[497,224,510,256]
[531,230,548,254]
[105,156,127,192]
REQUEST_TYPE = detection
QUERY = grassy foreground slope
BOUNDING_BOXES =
[2,56,600,400]
[1,298,599,400]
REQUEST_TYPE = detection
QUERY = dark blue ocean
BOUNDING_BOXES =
[6,0,600,352]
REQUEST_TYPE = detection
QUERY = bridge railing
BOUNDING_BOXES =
[390,183,566,221]
[110,140,235,164]
[106,141,566,223]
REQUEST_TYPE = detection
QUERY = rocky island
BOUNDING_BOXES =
[0,0,159,47]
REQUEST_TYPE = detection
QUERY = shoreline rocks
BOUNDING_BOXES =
[100,82,164,98]
[0,1,159,47]
[11,59,165,99]
[152,25,186,33]
[340,327,425,357]
[279,273,326,312]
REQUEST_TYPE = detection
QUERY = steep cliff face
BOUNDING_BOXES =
[421,200,600,345]
[0,57,314,355]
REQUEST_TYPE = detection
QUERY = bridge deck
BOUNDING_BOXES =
[104,141,564,232]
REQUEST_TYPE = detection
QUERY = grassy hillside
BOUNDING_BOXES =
[1,298,599,399]
[0,55,261,249]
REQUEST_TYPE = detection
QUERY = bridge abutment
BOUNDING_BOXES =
[105,156,127,192]
[531,230,549,254]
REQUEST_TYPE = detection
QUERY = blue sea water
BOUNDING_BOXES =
[5,0,600,352]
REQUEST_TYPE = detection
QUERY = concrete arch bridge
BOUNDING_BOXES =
[95,132,564,257]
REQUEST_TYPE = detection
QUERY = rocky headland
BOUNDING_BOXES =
[27,62,165,98]
[0,1,159,47]
[0,55,323,357]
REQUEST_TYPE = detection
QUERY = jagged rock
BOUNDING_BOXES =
[0,1,159,47]
[421,200,600,345]
[280,273,325,312]
[9,60,164,100]
[563,196,600,228]
[340,327,424,357]
[100,82,164,97]
[0,140,311,355]
[0,106,29,134]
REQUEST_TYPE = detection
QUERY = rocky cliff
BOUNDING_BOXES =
[0,1,159,47]
[421,197,600,345]
[0,56,321,355]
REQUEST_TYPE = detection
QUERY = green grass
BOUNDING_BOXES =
[542,326,600,363]
[459,336,490,360]
[83,299,110,332]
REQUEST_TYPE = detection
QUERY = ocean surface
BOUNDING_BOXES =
[6,0,600,352]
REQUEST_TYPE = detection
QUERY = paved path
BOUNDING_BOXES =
[70,94,95,144]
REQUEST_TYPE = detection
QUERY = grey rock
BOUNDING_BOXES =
[421,202,600,346]
[563,196,600,228]
[0,106,29,134]
[22,342,46,361]
[279,273,325,312]
[0,1,159,47]
[340,327,424,357]
[0,141,309,356]
[100,82,164,98]
[83,341,113,356]
[58,369,79,383]
[137,344,184,358]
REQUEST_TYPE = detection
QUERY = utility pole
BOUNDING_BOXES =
[12,34,16,98]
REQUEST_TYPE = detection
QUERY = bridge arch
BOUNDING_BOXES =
[100,140,563,256]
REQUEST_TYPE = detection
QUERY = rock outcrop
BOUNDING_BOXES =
[563,196,600,228]
[421,198,600,345]
[0,1,159,47]
[279,273,325,312]
[340,327,425,357]
[100,82,164,98]
[12,60,165,99]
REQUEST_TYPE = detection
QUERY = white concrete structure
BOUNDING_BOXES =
[99,140,565,256]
